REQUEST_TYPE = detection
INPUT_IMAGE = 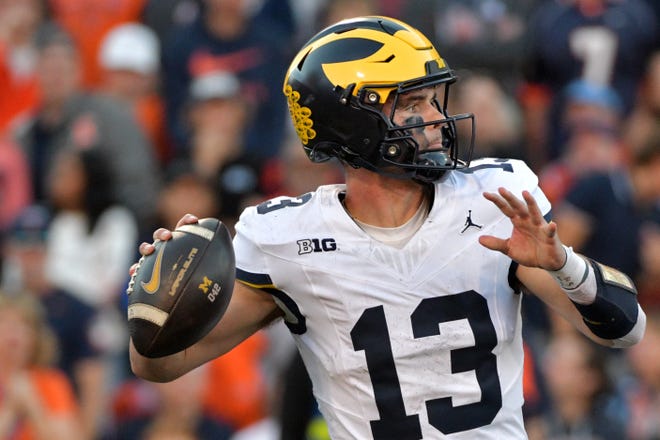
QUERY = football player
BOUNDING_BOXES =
[130,16,646,439]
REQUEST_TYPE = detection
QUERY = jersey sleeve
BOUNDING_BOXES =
[470,158,552,219]
[510,159,552,220]
[232,202,309,334]
[530,180,552,221]
[232,205,275,288]
[520,161,552,220]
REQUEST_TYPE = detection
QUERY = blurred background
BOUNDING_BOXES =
[0,0,657,439]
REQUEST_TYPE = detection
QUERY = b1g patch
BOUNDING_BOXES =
[594,261,637,294]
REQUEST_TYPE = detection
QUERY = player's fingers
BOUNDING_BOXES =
[522,191,544,225]
[129,262,138,276]
[498,187,528,216]
[153,228,172,241]
[478,235,509,254]
[483,191,515,218]
[175,213,199,229]
[138,241,155,256]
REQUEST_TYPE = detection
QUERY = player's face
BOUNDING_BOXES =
[387,85,445,152]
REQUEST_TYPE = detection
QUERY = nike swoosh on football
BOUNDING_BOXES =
[141,242,166,294]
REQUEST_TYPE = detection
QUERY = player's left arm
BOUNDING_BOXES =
[480,187,646,348]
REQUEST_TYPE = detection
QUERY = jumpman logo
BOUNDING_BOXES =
[461,210,482,234]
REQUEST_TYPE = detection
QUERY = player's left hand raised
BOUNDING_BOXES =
[479,187,566,271]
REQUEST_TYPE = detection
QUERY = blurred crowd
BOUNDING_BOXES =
[0,0,658,439]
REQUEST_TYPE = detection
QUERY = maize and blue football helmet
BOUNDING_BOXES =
[283,16,475,182]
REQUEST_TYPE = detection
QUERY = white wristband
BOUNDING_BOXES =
[548,245,589,289]
[548,245,596,304]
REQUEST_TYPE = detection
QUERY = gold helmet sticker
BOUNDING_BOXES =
[284,85,316,145]
[319,28,445,104]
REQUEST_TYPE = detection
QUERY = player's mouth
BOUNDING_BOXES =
[420,136,445,151]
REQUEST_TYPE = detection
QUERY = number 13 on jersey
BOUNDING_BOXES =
[351,290,503,439]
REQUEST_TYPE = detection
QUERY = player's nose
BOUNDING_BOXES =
[422,104,444,127]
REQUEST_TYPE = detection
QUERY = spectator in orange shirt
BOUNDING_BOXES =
[202,332,269,432]
[0,0,48,135]
[0,292,83,440]
[48,0,146,88]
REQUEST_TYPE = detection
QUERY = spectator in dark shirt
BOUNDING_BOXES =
[161,0,289,164]
[520,0,658,169]
[553,130,660,304]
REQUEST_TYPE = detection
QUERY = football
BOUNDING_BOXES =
[127,217,235,358]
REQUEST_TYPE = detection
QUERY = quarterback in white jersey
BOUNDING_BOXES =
[129,16,646,440]
[234,159,547,439]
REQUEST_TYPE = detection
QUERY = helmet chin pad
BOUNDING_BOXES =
[418,151,451,167]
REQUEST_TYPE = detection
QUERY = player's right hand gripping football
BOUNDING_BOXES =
[130,214,200,276]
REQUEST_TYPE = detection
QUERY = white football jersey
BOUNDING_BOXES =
[233,158,550,439]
